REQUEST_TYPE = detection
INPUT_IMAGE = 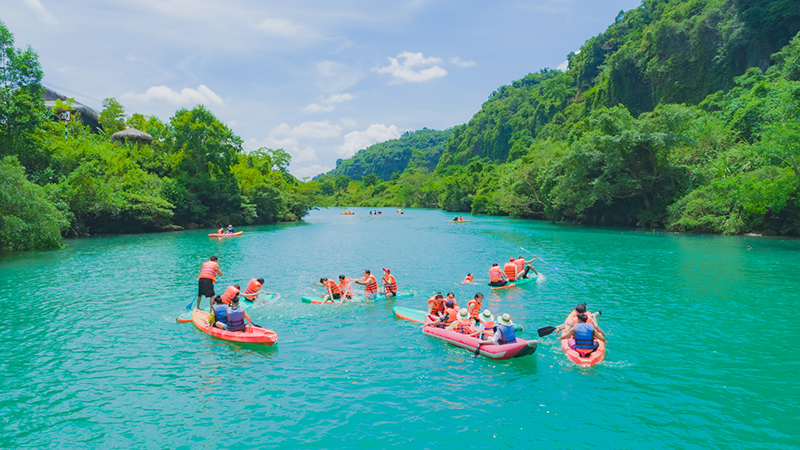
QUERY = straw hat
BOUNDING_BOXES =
[480,310,494,323]
[497,313,513,326]
[457,308,469,320]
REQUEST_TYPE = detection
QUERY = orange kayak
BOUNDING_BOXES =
[208,231,243,237]
[560,314,606,366]
[191,309,277,345]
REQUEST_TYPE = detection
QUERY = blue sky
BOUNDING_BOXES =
[4,0,641,178]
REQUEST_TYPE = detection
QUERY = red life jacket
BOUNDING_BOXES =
[221,286,239,305]
[489,266,503,282]
[198,261,220,282]
[243,278,262,299]
[504,262,517,281]
[325,279,340,295]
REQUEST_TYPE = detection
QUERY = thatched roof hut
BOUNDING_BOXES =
[112,128,153,144]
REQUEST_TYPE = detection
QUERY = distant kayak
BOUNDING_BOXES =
[208,231,243,237]
[422,324,537,360]
[177,293,276,323]
[447,220,470,223]
[393,306,523,331]
[341,212,354,215]
[191,309,277,346]
[489,275,537,290]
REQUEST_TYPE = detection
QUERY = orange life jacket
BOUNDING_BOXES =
[221,286,239,305]
[481,320,495,337]
[339,278,352,295]
[489,266,503,282]
[468,299,481,319]
[198,261,220,282]
[325,279,340,295]
[364,275,377,293]
[243,278,262,299]
[566,310,596,328]
[515,257,525,272]
[384,275,397,293]
[428,297,444,315]
[504,262,517,281]
[453,319,473,335]
[463,275,473,283]
[443,307,459,326]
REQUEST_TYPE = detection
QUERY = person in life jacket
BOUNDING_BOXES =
[226,224,234,234]
[467,292,484,326]
[209,296,229,329]
[488,263,508,287]
[196,256,222,309]
[242,278,265,301]
[480,313,517,345]
[225,296,255,332]
[427,293,445,319]
[562,303,605,336]
[381,268,397,299]
[338,275,354,300]
[217,227,224,235]
[475,310,495,339]
[220,284,241,305]
[320,277,341,302]
[503,258,518,282]
[514,255,539,279]
[558,312,607,357]
[445,292,458,309]
[354,269,378,301]
[462,273,473,284]
[425,300,458,328]
[446,308,475,336]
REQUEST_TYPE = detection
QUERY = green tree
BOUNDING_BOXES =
[98,97,126,135]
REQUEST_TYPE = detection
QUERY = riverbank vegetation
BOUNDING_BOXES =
[0,21,312,251]
[311,0,800,236]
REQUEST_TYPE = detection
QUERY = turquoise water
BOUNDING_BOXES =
[2,207,799,448]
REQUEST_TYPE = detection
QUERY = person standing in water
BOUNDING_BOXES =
[196,256,222,309]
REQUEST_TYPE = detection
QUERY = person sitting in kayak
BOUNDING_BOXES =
[381,268,397,299]
[425,300,458,328]
[453,216,459,221]
[226,224,234,234]
[220,284,241,305]
[427,293,445,318]
[475,310,495,339]
[209,296,228,329]
[562,303,605,336]
[242,278,265,301]
[353,269,378,301]
[515,255,539,279]
[196,256,222,309]
[459,215,464,221]
[226,297,256,332]
[217,227,224,235]
[462,273,473,284]
[338,275,354,300]
[467,292,484,326]
[320,277,341,302]
[446,308,475,335]
[558,313,607,357]
[488,263,507,287]
[479,313,517,345]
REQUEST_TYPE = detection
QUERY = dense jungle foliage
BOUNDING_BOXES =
[0,21,312,251]
[309,0,800,236]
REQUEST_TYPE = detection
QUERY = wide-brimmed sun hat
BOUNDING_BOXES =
[480,310,494,323]
[457,308,469,319]
[497,313,513,326]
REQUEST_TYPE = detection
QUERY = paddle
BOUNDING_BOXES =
[537,311,602,337]
[473,344,482,358]
[520,246,559,271]
[184,296,196,311]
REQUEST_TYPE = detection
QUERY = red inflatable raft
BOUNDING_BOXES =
[422,324,537,360]
[191,309,277,346]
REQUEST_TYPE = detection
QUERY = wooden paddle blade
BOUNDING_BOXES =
[537,326,558,337]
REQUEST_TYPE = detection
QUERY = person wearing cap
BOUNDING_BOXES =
[225,296,256,332]
[467,292,484,326]
[488,263,507,287]
[479,313,517,345]
[446,308,475,335]
[381,268,397,299]
[196,256,222,309]
[558,312,607,356]
[515,255,539,279]
[427,293,445,318]
[425,300,458,328]
[474,310,495,339]
[209,295,228,328]
[353,269,378,301]
[338,275,354,300]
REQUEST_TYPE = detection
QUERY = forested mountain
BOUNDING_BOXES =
[0,21,313,251]
[311,0,800,236]
[320,128,452,181]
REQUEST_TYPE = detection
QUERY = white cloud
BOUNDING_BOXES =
[374,51,447,84]
[292,164,332,179]
[271,120,342,139]
[556,60,569,71]
[244,137,299,154]
[24,0,57,24]
[303,93,354,113]
[450,57,476,68]
[326,93,354,103]
[293,146,318,163]
[122,84,223,106]
[336,124,400,158]
[256,17,306,38]
[340,117,357,127]
[304,103,335,113]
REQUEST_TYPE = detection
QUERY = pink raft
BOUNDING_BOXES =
[422,325,537,360]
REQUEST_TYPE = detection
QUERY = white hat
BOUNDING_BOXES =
[480,310,494,323]
[457,308,469,320]
[497,313,513,326]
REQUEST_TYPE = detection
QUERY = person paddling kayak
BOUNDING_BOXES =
[196,256,222,309]
[488,263,507,287]
[558,312,607,357]
[353,269,379,301]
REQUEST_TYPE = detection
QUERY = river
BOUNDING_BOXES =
[1,207,798,448]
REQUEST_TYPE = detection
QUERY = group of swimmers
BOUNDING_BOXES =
[316,268,397,302]
[196,256,269,332]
